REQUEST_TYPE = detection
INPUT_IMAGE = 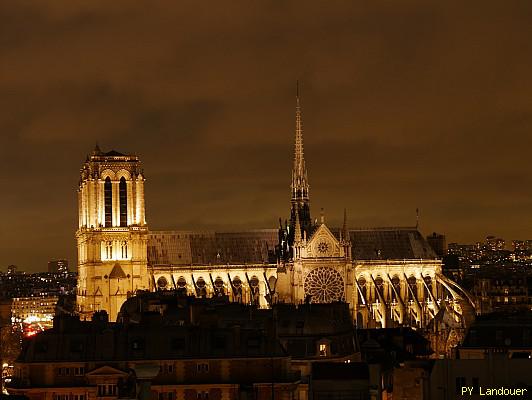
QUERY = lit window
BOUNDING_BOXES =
[319,343,328,357]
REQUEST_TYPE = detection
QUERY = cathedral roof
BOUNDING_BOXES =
[148,226,438,265]
[148,230,279,266]
[103,150,127,156]
[347,227,437,260]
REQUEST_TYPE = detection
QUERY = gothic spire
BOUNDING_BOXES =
[290,82,312,238]
[292,81,307,197]
[342,208,349,242]
[289,82,312,242]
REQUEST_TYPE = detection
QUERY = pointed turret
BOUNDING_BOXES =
[294,209,302,244]
[92,142,102,156]
[290,82,312,238]
[342,208,349,241]
[341,208,351,259]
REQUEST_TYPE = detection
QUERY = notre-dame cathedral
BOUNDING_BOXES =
[76,94,475,355]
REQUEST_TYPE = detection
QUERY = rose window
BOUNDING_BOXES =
[317,242,329,254]
[304,267,344,303]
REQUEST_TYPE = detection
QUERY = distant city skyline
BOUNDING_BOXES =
[1,2,531,272]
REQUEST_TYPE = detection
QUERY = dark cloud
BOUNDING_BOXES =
[1,1,531,271]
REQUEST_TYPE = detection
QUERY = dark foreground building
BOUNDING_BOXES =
[8,293,360,400]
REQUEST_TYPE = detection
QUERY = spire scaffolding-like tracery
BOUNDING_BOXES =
[290,82,312,240]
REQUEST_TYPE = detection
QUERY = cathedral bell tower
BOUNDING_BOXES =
[289,86,312,241]
[76,145,150,321]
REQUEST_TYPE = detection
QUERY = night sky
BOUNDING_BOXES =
[1,2,532,272]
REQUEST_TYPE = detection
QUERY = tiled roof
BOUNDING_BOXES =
[460,313,532,349]
[148,230,279,265]
[103,150,127,156]
[148,226,437,266]
[348,227,437,260]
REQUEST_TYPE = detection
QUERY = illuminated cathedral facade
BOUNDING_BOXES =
[76,94,475,354]
[76,147,150,320]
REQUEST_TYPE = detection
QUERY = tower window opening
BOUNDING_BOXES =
[119,177,127,227]
[121,241,128,259]
[104,177,112,227]
[105,241,113,259]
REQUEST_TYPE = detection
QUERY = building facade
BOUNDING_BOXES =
[11,296,59,337]
[8,296,362,400]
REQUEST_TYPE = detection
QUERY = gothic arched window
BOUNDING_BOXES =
[423,276,433,301]
[249,275,260,304]
[214,277,225,296]
[391,275,401,301]
[408,276,418,301]
[119,177,127,227]
[196,277,207,298]
[374,276,384,299]
[157,276,168,289]
[357,277,366,304]
[104,177,112,227]
[105,241,113,259]
[232,277,243,303]
[121,241,128,259]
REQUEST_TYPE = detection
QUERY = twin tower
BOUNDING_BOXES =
[76,147,150,319]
